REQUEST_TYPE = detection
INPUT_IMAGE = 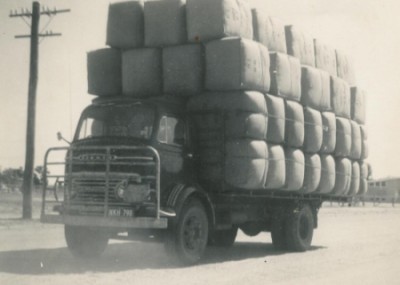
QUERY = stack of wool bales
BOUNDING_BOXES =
[86,0,369,196]
[284,24,369,197]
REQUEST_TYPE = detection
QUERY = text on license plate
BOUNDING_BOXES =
[108,208,134,217]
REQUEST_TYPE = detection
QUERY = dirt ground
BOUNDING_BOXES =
[1,192,400,285]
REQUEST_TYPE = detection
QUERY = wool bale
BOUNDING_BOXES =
[283,148,304,191]
[193,112,268,140]
[285,25,315,67]
[265,94,285,143]
[350,87,366,124]
[187,91,267,114]
[336,49,356,86]
[358,161,369,195]
[317,154,335,194]
[321,112,336,154]
[304,107,323,153]
[302,153,321,193]
[187,0,253,43]
[269,52,301,101]
[197,140,268,190]
[360,125,369,159]
[301,66,330,111]
[205,38,270,92]
[350,120,362,160]
[314,39,337,76]
[330,76,351,118]
[163,44,204,95]
[285,101,304,148]
[144,0,186,47]
[122,48,162,97]
[106,1,144,48]
[332,158,352,196]
[265,144,286,189]
[348,161,361,196]
[87,48,121,96]
[361,140,369,160]
[335,118,351,157]
[252,10,287,53]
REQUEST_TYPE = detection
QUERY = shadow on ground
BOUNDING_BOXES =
[0,241,325,275]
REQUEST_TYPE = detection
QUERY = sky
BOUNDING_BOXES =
[0,0,399,179]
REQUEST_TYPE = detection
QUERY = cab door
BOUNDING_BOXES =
[155,115,191,191]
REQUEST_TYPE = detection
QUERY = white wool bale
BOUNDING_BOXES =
[163,44,204,95]
[360,125,369,159]
[301,66,330,111]
[350,87,366,124]
[285,25,315,67]
[302,153,321,193]
[187,0,253,43]
[335,118,352,157]
[87,48,121,96]
[283,148,305,191]
[320,112,336,154]
[332,158,352,195]
[265,144,286,189]
[350,120,362,160]
[358,161,369,195]
[349,161,361,196]
[265,94,285,143]
[225,140,268,189]
[106,1,144,48]
[269,52,301,101]
[193,112,268,140]
[317,154,335,194]
[314,39,337,76]
[187,91,267,114]
[122,48,162,97]
[252,10,287,53]
[144,0,186,47]
[303,107,323,153]
[205,38,270,92]
[285,101,304,148]
[336,50,356,86]
[330,76,351,119]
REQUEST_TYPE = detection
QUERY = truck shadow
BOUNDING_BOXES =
[0,241,325,275]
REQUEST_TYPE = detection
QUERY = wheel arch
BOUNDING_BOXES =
[166,183,216,229]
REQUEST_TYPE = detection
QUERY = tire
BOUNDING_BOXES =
[165,198,209,265]
[270,209,287,250]
[285,204,314,252]
[208,227,238,247]
[65,225,109,259]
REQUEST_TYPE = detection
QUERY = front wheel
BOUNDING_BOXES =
[285,204,314,252]
[165,198,209,265]
[65,225,109,259]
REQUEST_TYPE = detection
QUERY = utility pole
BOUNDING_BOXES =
[10,2,70,219]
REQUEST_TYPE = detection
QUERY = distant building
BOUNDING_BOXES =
[364,177,400,204]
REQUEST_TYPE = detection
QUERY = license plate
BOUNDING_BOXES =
[108,208,134,217]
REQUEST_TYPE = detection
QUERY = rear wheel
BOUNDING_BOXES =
[65,225,109,259]
[285,204,314,252]
[208,227,238,247]
[165,198,209,265]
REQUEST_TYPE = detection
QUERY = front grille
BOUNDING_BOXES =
[71,178,124,205]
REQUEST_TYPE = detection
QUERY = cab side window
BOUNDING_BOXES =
[158,116,184,146]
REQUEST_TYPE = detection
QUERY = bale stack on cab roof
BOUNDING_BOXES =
[85,0,369,196]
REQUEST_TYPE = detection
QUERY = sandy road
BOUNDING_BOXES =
[0,205,399,285]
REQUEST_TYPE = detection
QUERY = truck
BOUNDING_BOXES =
[41,94,350,265]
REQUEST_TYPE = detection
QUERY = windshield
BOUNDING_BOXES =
[76,104,155,141]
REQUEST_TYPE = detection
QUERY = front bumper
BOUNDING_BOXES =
[41,214,168,229]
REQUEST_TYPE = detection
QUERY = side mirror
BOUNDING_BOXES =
[57,132,70,144]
